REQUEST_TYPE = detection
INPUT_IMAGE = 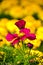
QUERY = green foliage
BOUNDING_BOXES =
[30,61,39,65]
[32,13,39,20]
[37,41,43,52]
[0,45,39,65]
[0,13,14,20]
[0,0,3,3]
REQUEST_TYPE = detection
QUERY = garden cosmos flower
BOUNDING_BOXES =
[6,20,36,46]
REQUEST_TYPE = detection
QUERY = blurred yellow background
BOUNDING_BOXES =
[0,0,43,49]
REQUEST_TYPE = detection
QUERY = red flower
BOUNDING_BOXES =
[11,38,19,46]
[6,33,18,41]
[20,35,26,41]
[20,28,30,34]
[6,19,36,46]
[15,20,26,29]
[20,28,36,40]
[27,33,36,40]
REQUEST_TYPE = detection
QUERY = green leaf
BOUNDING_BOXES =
[0,44,40,65]
[0,13,14,20]
[37,41,43,52]
[32,13,39,20]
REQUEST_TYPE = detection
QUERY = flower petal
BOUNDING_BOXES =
[20,35,26,41]
[6,33,18,41]
[27,33,36,40]
[6,33,14,41]
[13,34,18,38]
[12,39,19,46]
[20,28,30,34]
[15,20,26,29]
